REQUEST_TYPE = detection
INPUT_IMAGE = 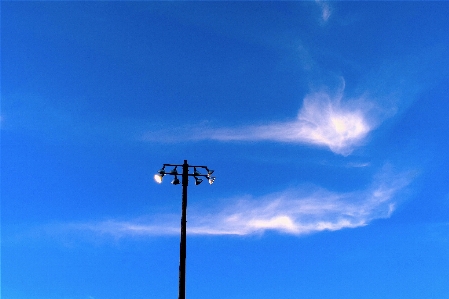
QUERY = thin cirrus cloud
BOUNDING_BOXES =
[144,89,379,156]
[66,168,413,238]
[315,0,332,23]
[203,91,373,156]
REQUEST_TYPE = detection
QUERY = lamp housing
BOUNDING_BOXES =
[169,167,178,175]
[171,176,180,185]
[154,174,164,183]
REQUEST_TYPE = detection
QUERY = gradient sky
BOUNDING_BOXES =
[2,1,449,299]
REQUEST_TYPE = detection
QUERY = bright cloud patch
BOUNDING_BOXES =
[66,169,412,238]
[198,91,373,155]
[142,90,377,155]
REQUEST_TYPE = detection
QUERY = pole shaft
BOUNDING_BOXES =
[178,160,188,299]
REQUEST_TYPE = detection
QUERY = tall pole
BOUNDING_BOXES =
[155,160,215,299]
[178,160,188,299]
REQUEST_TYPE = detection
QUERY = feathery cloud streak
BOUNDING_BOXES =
[203,91,372,155]
[64,168,413,238]
[144,89,377,155]
[315,0,332,23]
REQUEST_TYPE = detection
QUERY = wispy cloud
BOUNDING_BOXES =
[143,88,379,156]
[63,168,413,238]
[315,0,332,23]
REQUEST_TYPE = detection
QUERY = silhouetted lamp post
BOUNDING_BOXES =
[154,160,215,299]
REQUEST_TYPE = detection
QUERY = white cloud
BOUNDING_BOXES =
[315,0,331,23]
[190,90,375,156]
[66,168,413,238]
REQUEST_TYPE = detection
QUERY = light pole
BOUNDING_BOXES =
[154,160,215,299]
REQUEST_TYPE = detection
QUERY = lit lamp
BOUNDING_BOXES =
[154,160,215,299]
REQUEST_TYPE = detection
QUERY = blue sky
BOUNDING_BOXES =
[2,1,449,298]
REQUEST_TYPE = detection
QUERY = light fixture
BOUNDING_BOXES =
[194,177,203,185]
[207,169,214,177]
[193,167,201,176]
[154,173,163,183]
[208,177,216,185]
[171,175,180,185]
[154,167,166,183]
[169,167,178,175]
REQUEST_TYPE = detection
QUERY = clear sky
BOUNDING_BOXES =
[2,1,449,299]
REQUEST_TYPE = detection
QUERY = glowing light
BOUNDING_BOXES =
[154,174,163,183]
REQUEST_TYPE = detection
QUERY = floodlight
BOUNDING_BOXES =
[194,177,203,185]
[207,169,214,177]
[193,167,201,176]
[169,167,178,175]
[208,177,216,185]
[171,176,180,185]
[154,173,163,183]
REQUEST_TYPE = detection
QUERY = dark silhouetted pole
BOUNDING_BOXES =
[179,160,188,299]
[154,160,215,299]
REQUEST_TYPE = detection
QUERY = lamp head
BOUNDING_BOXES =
[171,176,180,185]
[169,167,178,175]
[154,173,163,183]
[154,166,166,183]
[194,177,203,185]
[193,167,201,176]
[208,177,216,185]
